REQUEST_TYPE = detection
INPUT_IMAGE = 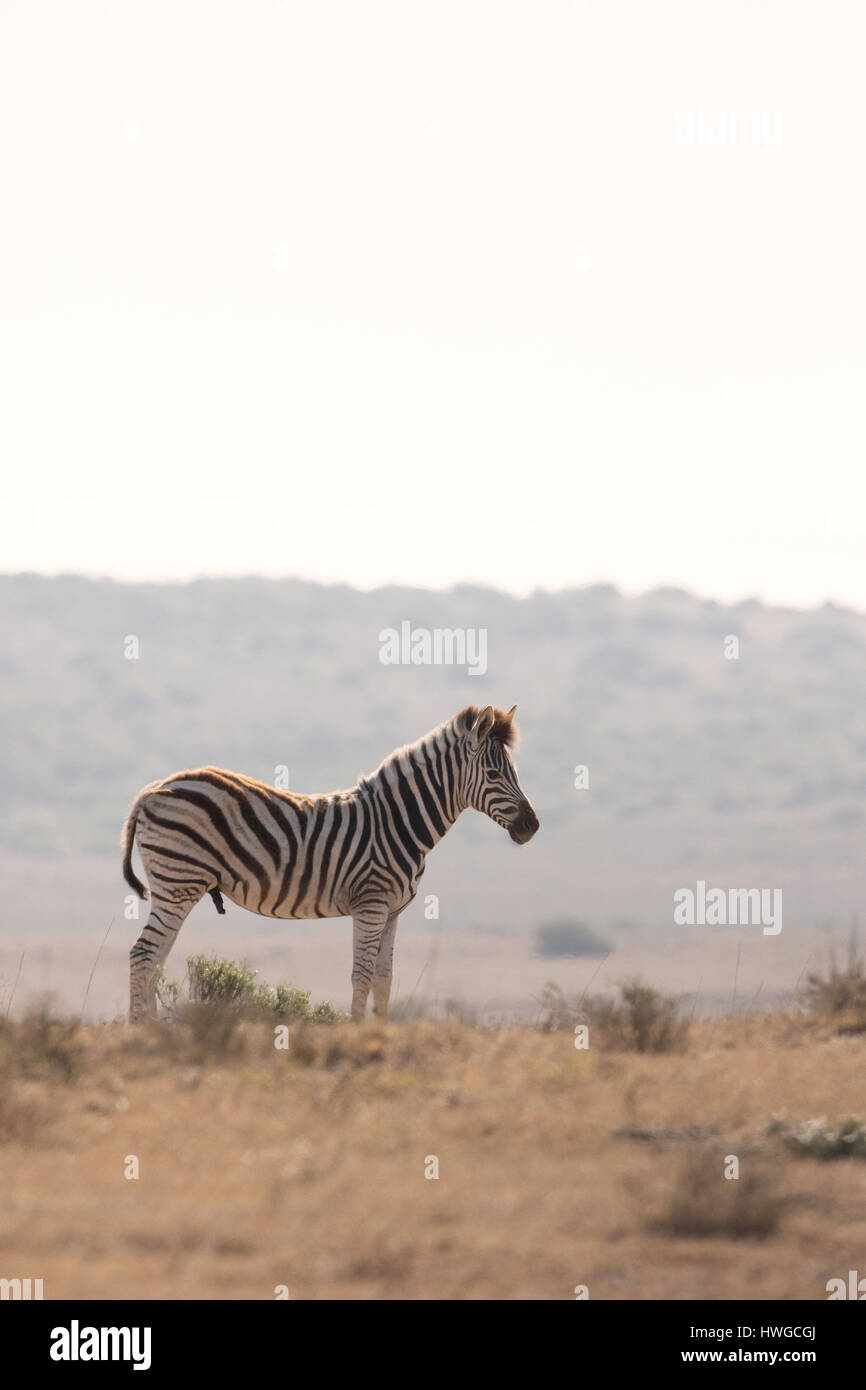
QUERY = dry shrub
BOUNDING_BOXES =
[0,999,84,1082]
[651,1146,785,1239]
[803,937,866,1034]
[347,1243,414,1282]
[539,979,689,1053]
[0,1000,83,1147]
[175,1000,247,1059]
[0,1073,48,1145]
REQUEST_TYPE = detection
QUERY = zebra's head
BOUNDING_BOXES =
[462,705,539,845]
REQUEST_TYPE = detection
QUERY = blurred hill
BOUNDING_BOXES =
[1,574,865,1014]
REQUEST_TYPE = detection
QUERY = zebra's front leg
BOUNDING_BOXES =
[372,912,399,1018]
[350,908,391,1021]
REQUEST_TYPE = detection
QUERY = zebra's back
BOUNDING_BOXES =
[129,766,368,920]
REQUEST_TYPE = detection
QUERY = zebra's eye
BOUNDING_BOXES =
[487,768,502,781]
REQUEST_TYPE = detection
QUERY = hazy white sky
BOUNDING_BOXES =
[1,1,864,606]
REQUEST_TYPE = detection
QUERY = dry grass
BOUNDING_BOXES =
[1,1000,866,1299]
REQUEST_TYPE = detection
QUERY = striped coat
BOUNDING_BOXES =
[122,703,538,1021]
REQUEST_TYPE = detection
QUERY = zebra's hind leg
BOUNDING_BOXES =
[129,890,202,1022]
[372,912,399,1017]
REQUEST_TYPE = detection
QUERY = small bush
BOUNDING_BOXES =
[652,1147,784,1239]
[590,981,688,1053]
[187,955,258,1007]
[802,938,866,1033]
[534,919,610,959]
[1,1000,84,1082]
[538,979,689,1053]
[154,969,181,1012]
[0,1001,83,1141]
[0,1073,46,1144]
[767,1115,866,1160]
[266,983,341,1024]
[160,955,341,1026]
[537,982,582,1032]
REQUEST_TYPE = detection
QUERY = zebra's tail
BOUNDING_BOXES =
[121,797,149,900]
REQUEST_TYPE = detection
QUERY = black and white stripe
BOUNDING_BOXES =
[122,704,539,1021]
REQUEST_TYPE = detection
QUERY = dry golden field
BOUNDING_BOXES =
[2,998,866,1302]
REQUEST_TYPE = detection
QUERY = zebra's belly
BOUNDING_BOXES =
[219,882,345,921]
[216,862,420,921]
[267,895,345,921]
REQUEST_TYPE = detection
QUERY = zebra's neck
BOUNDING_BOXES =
[359,716,466,854]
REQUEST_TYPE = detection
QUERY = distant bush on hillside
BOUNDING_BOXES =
[534,919,610,958]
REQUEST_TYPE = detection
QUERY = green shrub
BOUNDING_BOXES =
[266,983,341,1024]
[187,954,258,1007]
[154,968,181,1011]
[159,954,341,1024]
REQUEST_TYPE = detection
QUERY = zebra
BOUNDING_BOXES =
[121,703,539,1022]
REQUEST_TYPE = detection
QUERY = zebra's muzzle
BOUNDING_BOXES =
[508,803,539,844]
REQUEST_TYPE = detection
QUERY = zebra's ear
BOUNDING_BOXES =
[467,705,496,748]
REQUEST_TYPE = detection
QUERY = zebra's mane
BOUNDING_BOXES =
[366,706,520,786]
[457,706,520,749]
